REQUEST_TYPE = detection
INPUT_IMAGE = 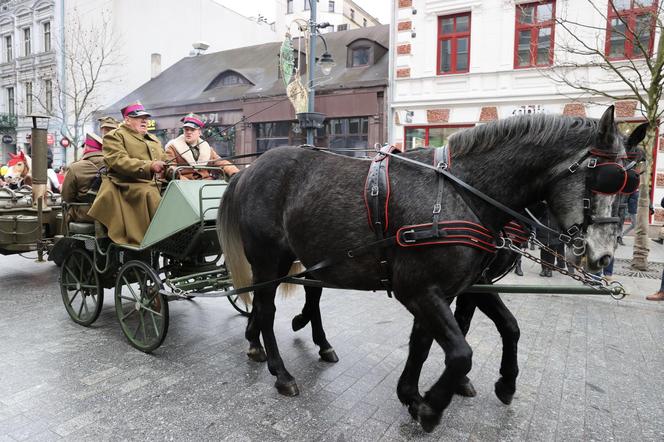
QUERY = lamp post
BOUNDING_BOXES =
[299,0,335,145]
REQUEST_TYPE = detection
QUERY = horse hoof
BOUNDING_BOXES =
[291,314,309,331]
[275,380,300,397]
[415,402,440,433]
[494,378,515,405]
[455,380,477,397]
[247,346,267,363]
[319,348,339,363]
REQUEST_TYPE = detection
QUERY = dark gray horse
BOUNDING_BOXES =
[218,107,643,432]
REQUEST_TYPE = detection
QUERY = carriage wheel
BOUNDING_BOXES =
[227,292,252,317]
[114,260,169,353]
[60,248,103,326]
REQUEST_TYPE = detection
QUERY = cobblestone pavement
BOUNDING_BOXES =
[1,246,664,441]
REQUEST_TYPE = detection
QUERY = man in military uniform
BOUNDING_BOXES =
[98,116,120,137]
[165,113,239,180]
[88,101,167,246]
[61,133,105,222]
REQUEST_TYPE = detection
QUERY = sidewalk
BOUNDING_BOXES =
[501,235,664,309]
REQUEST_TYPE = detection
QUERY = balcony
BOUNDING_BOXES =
[0,113,17,128]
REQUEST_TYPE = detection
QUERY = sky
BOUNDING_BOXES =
[214,0,391,25]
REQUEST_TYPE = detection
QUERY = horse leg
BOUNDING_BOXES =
[406,288,473,433]
[245,309,267,362]
[452,294,479,397]
[253,265,299,396]
[396,319,432,417]
[292,285,339,363]
[472,292,520,405]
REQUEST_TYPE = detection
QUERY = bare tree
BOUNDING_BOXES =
[536,0,664,270]
[35,8,121,161]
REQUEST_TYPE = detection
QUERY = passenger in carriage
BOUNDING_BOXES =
[164,113,239,180]
[98,116,119,136]
[61,133,105,222]
[88,101,168,246]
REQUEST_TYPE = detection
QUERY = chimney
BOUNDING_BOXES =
[151,53,161,78]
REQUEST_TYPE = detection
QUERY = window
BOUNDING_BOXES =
[437,13,471,75]
[351,47,371,66]
[363,18,367,27]
[23,27,30,56]
[337,24,348,31]
[350,9,355,20]
[287,0,293,14]
[328,1,335,12]
[255,122,324,153]
[43,22,50,52]
[4,35,11,62]
[404,125,473,150]
[514,1,555,68]
[25,82,31,115]
[45,79,52,112]
[606,0,657,59]
[304,0,309,11]
[205,71,253,90]
[328,118,368,157]
[7,87,14,115]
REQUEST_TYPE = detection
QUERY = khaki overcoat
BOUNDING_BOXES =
[88,123,167,246]
[61,151,105,222]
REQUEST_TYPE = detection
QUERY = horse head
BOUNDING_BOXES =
[5,151,31,182]
[545,106,647,272]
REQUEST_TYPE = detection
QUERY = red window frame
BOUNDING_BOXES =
[513,1,556,69]
[436,12,471,75]
[605,0,657,60]
[403,125,474,150]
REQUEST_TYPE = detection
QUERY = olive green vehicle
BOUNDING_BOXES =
[56,178,250,353]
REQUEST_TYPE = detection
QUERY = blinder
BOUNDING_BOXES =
[589,162,639,195]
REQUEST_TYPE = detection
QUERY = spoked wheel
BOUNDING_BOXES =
[227,292,253,317]
[114,260,169,353]
[60,248,103,326]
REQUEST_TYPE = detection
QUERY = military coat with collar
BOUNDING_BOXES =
[88,123,167,246]
[61,151,105,222]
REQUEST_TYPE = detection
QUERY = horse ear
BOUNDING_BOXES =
[597,105,616,148]
[626,122,649,149]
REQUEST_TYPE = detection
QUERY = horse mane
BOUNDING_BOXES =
[448,114,599,157]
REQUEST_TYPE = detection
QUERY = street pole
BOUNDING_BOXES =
[307,0,317,145]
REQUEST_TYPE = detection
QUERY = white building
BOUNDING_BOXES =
[277,0,381,34]
[0,0,278,166]
[389,0,663,219]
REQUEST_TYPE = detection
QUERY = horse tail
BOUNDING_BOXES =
[277,261,306,298]
[218,173,253,305]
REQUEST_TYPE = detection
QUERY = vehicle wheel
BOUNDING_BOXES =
[227,292,252,317]
[114,260,169,353]
[60,248,103,326]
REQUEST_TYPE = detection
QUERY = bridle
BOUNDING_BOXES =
[549,148,640,256]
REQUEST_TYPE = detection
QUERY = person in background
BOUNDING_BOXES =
[46,148,60,193]
[98,116,120,137]
[618,189,639,245]
[88,101,168,246]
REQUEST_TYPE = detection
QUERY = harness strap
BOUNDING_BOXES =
[431,147,449,238]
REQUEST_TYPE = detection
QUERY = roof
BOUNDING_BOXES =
[107,25,389,113]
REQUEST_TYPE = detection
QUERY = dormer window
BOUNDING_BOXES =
[205,70,252,90]
[346,38,387,68]
[351,47,370,67]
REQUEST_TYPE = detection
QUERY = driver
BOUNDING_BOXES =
[88,101,168,246]
[164,113,239,180]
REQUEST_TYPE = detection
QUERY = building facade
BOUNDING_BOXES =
[390,0,663,219]
[106,25,389,160]
[278,0,381,34]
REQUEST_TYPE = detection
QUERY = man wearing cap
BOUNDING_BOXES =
[165,113,239,180]
[88,101,168,246]
[61,133,105,222]
[98,116,120,137]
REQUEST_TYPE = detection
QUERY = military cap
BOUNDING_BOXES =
[98,116,120,130]
[121,101,151,118]
[181,113,205,129]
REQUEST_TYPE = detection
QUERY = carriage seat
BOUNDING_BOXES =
[68,222,95,235]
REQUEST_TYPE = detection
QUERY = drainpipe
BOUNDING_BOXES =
[387,0,396,145]
[306,0,317,145]
[57,0,67,163]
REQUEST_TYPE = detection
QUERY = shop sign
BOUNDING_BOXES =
[47,133,55,145]
[2,134,13,144]
[201,113,220,125]
[511,104,546,116]
[147,119,157,131]
[60,137,70,148]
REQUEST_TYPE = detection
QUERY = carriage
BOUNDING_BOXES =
[56,176,251,353]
